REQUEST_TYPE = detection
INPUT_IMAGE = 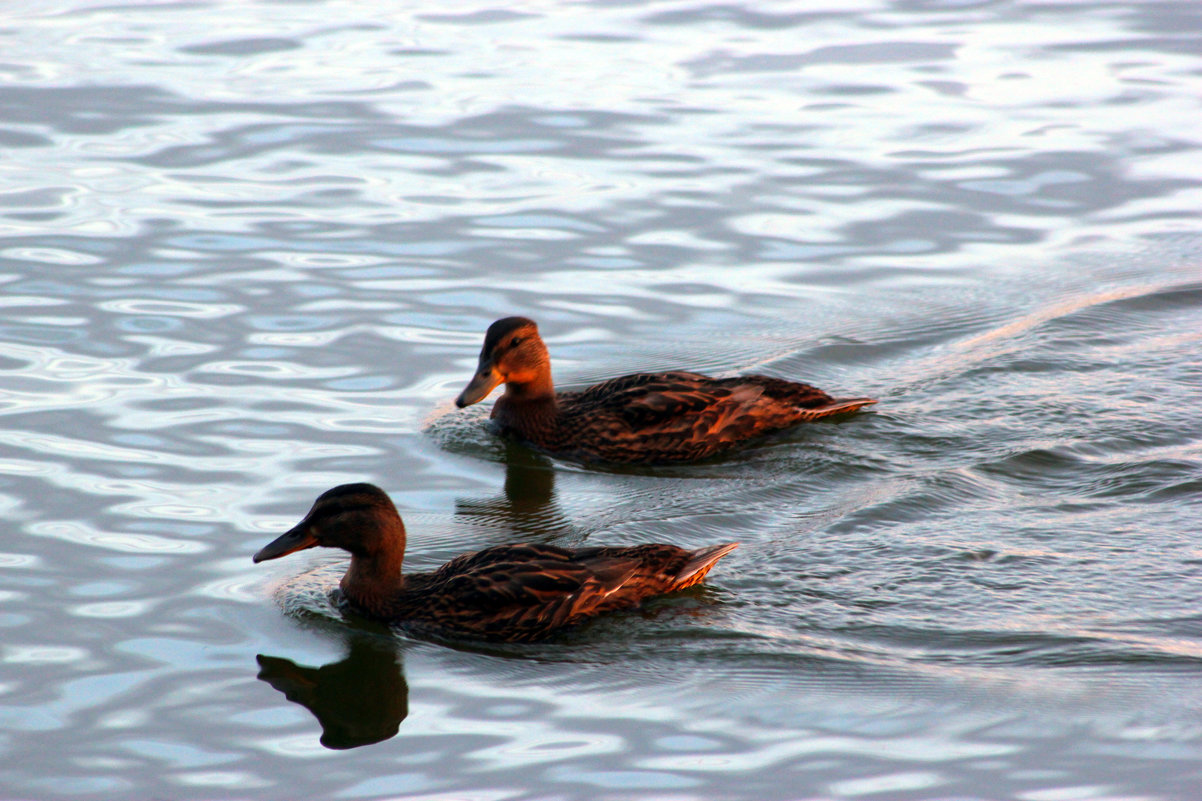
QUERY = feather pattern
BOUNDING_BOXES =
[455,317,877,463]
[253,484,737,642]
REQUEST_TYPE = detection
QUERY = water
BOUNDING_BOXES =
[2,0,1201,798]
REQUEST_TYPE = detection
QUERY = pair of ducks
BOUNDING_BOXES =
[255,317,876,642]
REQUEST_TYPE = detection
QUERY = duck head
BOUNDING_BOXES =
[253,483,405,564]
[455,316,551,407]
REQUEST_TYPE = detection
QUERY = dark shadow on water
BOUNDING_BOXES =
[454,441,577,540]
[498,445,556,516]
[257,633,409,750]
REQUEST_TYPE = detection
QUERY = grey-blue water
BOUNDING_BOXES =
[2,1,1201,798]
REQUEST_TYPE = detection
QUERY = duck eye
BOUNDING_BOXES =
[510,337,522,348]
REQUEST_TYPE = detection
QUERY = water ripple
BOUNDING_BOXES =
[28,521,208,555]
[2,1,1202,799]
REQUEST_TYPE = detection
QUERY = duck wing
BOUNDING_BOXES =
[573,371,749,429]
[580,373,797,454]
[421,542,720,641]
[571,372,871,456]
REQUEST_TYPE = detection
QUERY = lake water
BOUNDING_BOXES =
[2,1,1201,798]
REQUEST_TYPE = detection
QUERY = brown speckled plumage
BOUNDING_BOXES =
[455,316,876,464]
[253,483,737,642]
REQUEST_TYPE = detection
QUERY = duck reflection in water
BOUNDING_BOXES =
[257,634,408,750]
[454,442,570,541]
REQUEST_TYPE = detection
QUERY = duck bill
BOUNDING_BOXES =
[455,363,503,408]
[253,523,319,563]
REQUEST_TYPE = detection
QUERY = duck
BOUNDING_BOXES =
[253,483,738,642]
[454,316,876,464]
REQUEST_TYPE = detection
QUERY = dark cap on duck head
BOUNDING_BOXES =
[482,316,537,354]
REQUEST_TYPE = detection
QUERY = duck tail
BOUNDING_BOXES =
[673,542,739,589]
[795,396,877,421]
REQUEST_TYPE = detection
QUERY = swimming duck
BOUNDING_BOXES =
[454,316,876,463]
[253,483,737,642]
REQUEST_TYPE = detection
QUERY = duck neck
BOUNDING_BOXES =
[497,380,559,436]
[503,371,555,403]
[340,547,405,615]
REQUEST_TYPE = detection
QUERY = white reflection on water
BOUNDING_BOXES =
[0,247,104,265]
[28,521,208,554]
[4,645,89,664]
[70,600,156,619]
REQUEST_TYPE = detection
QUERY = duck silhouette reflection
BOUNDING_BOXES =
[454,443,570,540]
[256,634,408,750]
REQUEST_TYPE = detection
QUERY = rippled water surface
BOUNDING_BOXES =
[3,1,1202,798]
